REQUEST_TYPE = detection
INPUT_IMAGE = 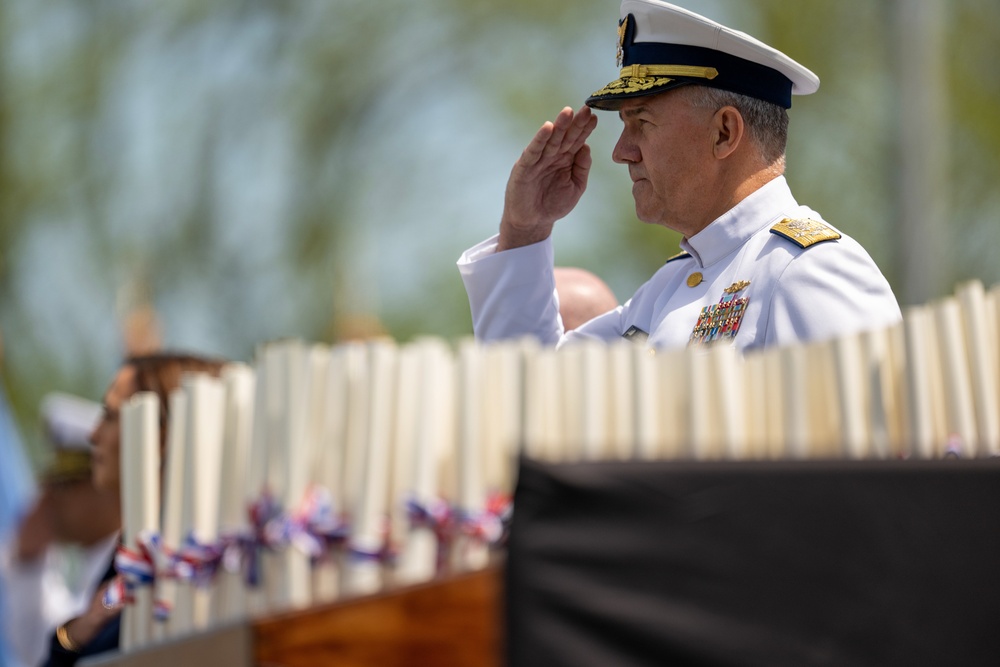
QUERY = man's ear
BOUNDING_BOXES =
[711,106,744,160]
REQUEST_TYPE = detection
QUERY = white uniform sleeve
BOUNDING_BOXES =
[562,306,628,344]
[765,238,902,347]
[457,235,564,345]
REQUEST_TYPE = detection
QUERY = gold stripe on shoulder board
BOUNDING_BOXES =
[769,218,841,248]
[665,250,691,264]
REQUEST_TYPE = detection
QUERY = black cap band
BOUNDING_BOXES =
[624,42,793,108]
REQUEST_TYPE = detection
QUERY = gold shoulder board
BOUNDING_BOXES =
[664,250,691,264]
[769,218,841,248]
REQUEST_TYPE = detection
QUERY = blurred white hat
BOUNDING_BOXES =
[40,392,101,482]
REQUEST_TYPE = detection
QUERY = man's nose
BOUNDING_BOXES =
[612,131,638,164]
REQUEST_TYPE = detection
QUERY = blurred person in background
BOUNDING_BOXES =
[0,331,39,666]
[554,266,619,332]
[43,353,225,667]
[1,395,119,667]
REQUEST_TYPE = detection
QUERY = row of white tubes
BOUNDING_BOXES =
[116,279,1000,652]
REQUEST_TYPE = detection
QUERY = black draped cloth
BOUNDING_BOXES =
[505,457,1000,667]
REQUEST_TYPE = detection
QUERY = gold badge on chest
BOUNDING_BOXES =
[689,280,751,345]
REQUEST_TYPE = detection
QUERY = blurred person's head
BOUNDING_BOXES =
[39,393,120,545]
[89,353,226,495]
[554,267,619,331]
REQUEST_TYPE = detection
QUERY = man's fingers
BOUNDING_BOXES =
[520,120,556,166]
[572,143,593,186]
[541,107,576,158]
[564,107,598,155]
[522,106,594,169]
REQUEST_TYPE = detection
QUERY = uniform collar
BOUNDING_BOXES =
[679,175,797,268]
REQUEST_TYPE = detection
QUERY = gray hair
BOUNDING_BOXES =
[684,85,788,167]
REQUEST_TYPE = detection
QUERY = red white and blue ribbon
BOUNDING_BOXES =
[288,485,349,561]
[458,493,513,547]
[406,496,455,541]
[407,492,513,554]
[238,486,352,585]
[170,532,225,588]
[101,574,129,609]
[102,530,162,608]
[102,489,515,616]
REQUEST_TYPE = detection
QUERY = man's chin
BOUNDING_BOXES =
[630,189,660,225]
[633,209,681,234]
[631,204,658,226]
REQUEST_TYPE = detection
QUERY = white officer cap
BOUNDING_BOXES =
[587,0,820,110]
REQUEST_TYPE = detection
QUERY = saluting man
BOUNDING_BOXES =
[458,0,900,350]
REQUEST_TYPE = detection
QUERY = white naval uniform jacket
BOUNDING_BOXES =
[458,176,901,351]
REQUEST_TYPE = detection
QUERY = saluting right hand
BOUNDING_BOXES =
[498,105,598,251]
